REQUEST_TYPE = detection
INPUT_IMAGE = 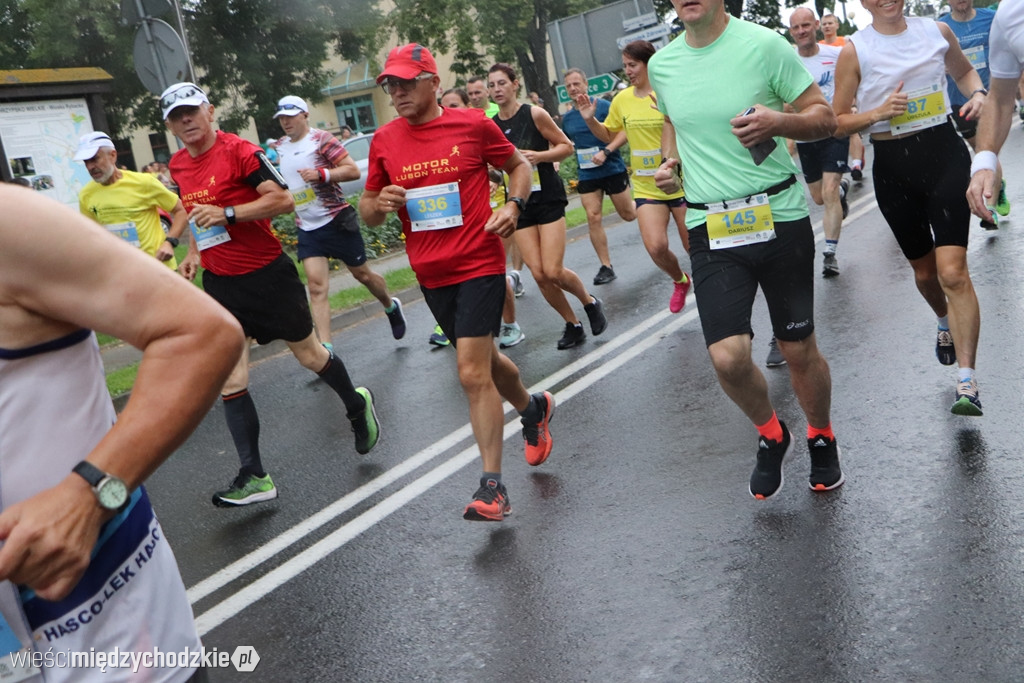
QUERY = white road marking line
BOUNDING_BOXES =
[195,306,701,636]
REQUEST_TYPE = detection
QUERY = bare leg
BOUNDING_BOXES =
[579,190,612,267]
[636,203,685,280]
[302,256,332,345]
[347,262,393,309]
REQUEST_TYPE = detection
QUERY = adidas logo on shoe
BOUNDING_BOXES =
[813,437,828,448]
[758,437,768,449]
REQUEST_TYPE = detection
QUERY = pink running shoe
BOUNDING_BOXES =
[669,276,690,313]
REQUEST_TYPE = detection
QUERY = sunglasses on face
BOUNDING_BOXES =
[160,84,205,110]
[379,74,433,95]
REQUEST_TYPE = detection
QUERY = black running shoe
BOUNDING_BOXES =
[935,328,955,366]
[594,265,617,285]
[584,297,607,336]
[749,422,794,500]
[765,337,787,367]
[808,435,845,492]
[556,322,586,350]
[822,253,839,278]
[851,167,863,181]
[386,297,407,340]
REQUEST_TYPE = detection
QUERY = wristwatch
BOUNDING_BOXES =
[971,88,989,97]
[224,206,237,225]
[507,196,527,213]
[164,236,179,247]
[73,461,130,512]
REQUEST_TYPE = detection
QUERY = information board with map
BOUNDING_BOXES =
[0,98,96,209]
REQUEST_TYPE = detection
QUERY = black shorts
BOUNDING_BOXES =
[203,253,314,345]
[688,217,816,346]
[296,206,368,266]
[517,199,567,229]
[421,274,505,345]
[871,120,971,260]
[635,197,685,209]
[576,171,630,196]
[796,137,851,184]
[950,108,978,139]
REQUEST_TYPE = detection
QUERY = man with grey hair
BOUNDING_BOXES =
[75,131,188,268]
[159,81,381,507]
[788,7,850,278]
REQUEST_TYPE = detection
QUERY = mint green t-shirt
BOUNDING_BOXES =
[648,18,813,229]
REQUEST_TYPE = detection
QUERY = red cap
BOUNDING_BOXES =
[376,43,438,84]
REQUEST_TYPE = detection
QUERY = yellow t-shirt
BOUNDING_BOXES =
[79,170,180,269]
[604,86,685,201]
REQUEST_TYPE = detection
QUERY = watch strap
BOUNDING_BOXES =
[225,206,237,224]
[72,461,105,487]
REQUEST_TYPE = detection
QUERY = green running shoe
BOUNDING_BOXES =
[212,472,277,507]
[996,178,1011,217]
[348,387,380,454]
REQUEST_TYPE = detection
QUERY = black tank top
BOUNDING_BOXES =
[492,105,566,204]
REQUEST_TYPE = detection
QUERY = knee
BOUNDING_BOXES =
[532,268,555,288]
[307,279,329,300]
[457,360,493,395]
[708,344,751,383]
[350,267,374,285]
[645,238,670,258]
[779,337,821,372]
[937,262,971,292]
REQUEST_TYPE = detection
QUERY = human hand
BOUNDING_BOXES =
[0,477,108,601]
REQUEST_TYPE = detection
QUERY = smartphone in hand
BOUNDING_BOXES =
[742,107,777,166]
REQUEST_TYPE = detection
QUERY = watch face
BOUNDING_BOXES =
[98,477,129,510]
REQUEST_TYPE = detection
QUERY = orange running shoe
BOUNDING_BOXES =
[522,391,555,466]
[463,480,511,521]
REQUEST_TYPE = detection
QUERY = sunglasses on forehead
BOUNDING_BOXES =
[160,84,205,110]
[276,104,304,112]
[379,73,433,95]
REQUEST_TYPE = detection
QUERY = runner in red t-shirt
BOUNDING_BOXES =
[161,81,381,507]
[359,45,555,522]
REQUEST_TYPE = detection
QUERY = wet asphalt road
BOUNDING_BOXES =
[144,125,1024,682]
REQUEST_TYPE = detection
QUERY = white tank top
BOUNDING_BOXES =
[849,17,950,134]
[0,331,200,682]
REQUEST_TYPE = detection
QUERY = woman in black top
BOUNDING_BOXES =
[488,63,608,350]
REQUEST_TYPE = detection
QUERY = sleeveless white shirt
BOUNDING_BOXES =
[0,331,200,682]
[849,18,950,134]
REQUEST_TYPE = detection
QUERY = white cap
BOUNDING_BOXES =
[159,82,210,119]
[73,131,115,161]
[273,95,308,118]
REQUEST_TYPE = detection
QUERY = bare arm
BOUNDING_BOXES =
[190,179,295,228]
[967,75,1017,219]
[521,106,572,165]
[576,95,616,144]
[155,198,188,263]
[939,23,986,121]
[834,42,908,136]
[484,149,530,237]
[299,155,361,184]
[0,186,243,600]
[655,119,684,195]
[730,83,836,147]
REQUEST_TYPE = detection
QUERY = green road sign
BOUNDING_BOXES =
[556,73,621,104]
